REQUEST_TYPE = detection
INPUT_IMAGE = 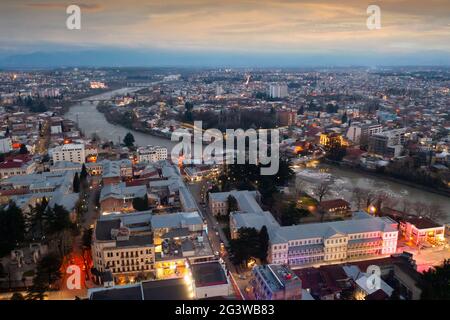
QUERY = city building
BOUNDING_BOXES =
[209,190,261,216]
[269,83,288,98]
[0,154,36,179]
[88,278,192,300]
[93,210,214,284]
[318,199,352,219]
[137,145,168,163]
[92,212,156,284]
[251,264,302,300]
[399,216,446,246]
[346,122,383,145]
[295,265,354,300]
[368,128,406,158]
[189,261,231,299]
[0,136,12,153]
[99,182,147,213]
[51,143,86,164]
[277,110,296,126]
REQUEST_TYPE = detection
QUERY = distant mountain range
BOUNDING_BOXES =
[1,48,449,69]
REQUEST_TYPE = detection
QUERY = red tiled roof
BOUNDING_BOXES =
[0,188,30,196]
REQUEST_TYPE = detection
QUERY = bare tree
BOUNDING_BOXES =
[401,199,413,216]
[352,187,365,210]
[413,201,428,217]
[315,181,332,203]
[360,188,376,211]
[374,191,391,214]
[425,203,445,221]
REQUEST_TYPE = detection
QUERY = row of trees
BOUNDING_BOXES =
[72,164,89,193]
[0,197,78,258]
[352,187,445,220]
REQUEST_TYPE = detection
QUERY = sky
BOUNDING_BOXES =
[1,0,449,67]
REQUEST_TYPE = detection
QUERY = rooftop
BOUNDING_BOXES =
[191,262,228,288]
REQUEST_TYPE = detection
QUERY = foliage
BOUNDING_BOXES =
[72,172,80,193]
[132,194,149,211]
[0,202,25,256]
[280,201,309,226]
[123,132,135,147]
[258,226,269,263]
[421,259,450,300]
[228,227,260,266]
[19,144,28,154]
[227,195,238,215]
[82,227,93,249]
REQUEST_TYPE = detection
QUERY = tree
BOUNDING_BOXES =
[421,259,450,300]
[325,139,347,161]
[425,203,445,221]
[19,144,28,154]
[374,191,391,214]
[228,227,260,267]
[80,164,89,188]
[258,226,269,263]
[281,201,308,226]
[72,172,80,193]
[82,227,93,249]
[27,253,62,300]
[35,253,62,285]
[352,187,365,210]
[132,195,149,212]
[29,197,49,239]
[227,195,238,215]
[341,112,348,124]
[123,132,135,147]
[315,181,332,203]
[0,202,25,256]
[10,292,25,300]
[46,205,75,236]
[412,201,428,217]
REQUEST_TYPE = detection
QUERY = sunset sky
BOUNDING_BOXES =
[1,0,449,66]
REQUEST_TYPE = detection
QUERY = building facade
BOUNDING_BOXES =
[52,143,86,164]
[252,264,302,300]
[269,213,398,267]
[137,145,168,163]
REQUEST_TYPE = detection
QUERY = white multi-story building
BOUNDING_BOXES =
[0,137,12,153]
[346,122,383,145]
[269,212,398,266]
[52,143,86,164]
[269,84,288,98]
[218,189,400,268]
[137,145,167,163]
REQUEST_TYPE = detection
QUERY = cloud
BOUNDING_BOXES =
[25,2,103,12]
[0,0,447,56]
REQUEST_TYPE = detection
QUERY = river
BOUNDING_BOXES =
[296,164,450,223]
[65,87,176,150]
[65,88,450,223]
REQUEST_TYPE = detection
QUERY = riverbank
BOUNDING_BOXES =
[323,159,450,198]
[96,103,173,141]
[64,88,176,149]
